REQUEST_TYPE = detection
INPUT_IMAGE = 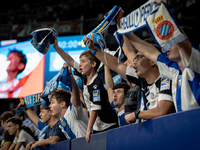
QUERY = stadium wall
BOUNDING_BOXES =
[34,107,200,150]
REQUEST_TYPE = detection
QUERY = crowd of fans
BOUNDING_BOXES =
[0,0,200,150]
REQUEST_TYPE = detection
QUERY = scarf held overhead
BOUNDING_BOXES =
[146,2,186,53]
[115,0,186,60]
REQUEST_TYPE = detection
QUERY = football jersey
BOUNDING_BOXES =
[59,103,88,139]
[73,62,118,131]
[157,47,200,112]
[110,101,125,126]
[126,66,173,112]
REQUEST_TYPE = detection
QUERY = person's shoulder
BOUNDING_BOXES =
[51,120,61,129]
[92,74,104,88]
[157,54,179,69]
[4,130,15,141]
[157,77,171,93]
[19,129,29,138]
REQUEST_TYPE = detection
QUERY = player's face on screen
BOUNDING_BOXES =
[6,53,21,73]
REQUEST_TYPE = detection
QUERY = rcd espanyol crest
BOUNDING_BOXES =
[155,15,174,40]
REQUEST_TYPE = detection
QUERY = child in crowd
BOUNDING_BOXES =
[53,39,119,143]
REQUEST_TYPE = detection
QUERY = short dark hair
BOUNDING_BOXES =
[80,50,101,70]
[181,26,200,49]
[6,117,23,129]
[50,90,71,107]
[8,49,27,74]
[113,82,130,95]
[0,111,14,122]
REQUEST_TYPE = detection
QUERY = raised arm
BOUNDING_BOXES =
[53,37,75,67]
[83,37,127,79]
[125,33,161,65]
[177,39,192,62]
[104,65,114,104]
[67,65,81,108]
[116,9,137,63]
[25,107,40,128]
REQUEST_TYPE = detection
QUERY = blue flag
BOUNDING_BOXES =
[31,28,57,54]
[41,67,72,105]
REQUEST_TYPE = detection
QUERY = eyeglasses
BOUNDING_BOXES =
[133,55,144,62]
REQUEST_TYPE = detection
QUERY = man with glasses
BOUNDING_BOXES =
[84,35,174,123]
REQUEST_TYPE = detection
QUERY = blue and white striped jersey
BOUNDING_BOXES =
[157,47,200,112]
[59,103,88,139]
[126,66,173,112]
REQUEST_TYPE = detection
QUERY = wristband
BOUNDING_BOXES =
[135,109,140,119]
[92,46,98,55]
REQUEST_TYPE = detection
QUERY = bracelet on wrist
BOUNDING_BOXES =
[92,46,98,55]
[135,109,140,119]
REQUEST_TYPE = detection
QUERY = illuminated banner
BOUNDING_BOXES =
[0,40,44,99]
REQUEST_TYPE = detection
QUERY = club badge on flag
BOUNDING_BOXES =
[146,2,187,53]
[31,28,57,54]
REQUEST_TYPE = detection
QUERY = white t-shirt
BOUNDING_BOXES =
[59,104,88,139]
[157,47,200,112]
[13,129,35,150]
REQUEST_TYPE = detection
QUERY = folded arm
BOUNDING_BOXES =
[30,136,61,150]
[125,100,173,124]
